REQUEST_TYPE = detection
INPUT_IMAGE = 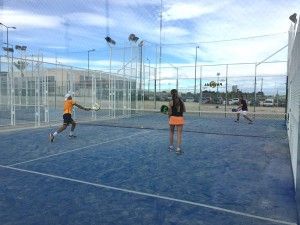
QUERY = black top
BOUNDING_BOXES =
[171,98,184,116]
[241,99,248,111]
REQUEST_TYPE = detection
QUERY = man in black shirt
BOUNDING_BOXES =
[235,96,253,124]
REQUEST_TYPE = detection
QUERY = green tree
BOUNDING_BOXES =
[14,60,29,77]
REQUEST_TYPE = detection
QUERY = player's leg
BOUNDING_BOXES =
[242,111,253,123]
[235,112,240,122]
[169,125,175,151]
[49,113,70,142]
[69,119,77,137]
[57,124,68,133]
[176,125,183,152]
[49,124,67,142]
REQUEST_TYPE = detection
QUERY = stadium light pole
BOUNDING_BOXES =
[105,36,116,117]
[128,34,140,110]
[289,13,297,29]
[0,23,16,126]
[87,49,95,77]
[0,23,16,57]
[216,72,220,107]
[84,49,95,105]
[146,58,151,97]
[1,23,15,109]
[138,40,144,92]
[137,40,144,110]
[194,46,199,96]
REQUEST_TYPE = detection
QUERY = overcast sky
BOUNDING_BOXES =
[1,0,299,78]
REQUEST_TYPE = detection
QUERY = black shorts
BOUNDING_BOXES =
[63,113,74,125]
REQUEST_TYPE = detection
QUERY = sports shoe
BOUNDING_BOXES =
[176,147,182,155]
[49,133,54,142]
[69,134,77,138]
[168,145,175,151]
[248,121,253,124]
[234,120,239,123]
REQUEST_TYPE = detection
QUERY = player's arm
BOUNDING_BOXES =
[237,103,243,110]
[182,100,186,112]
[168,101,172,117]
[74,103,91,111]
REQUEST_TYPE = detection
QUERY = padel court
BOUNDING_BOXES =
[0,113,297,225]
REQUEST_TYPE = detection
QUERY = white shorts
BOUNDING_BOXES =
[238,110,248,115]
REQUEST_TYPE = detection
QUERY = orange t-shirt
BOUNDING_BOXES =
[64,99,75,114]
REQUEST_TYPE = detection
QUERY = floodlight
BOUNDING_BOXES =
[15,45,27,51]
[289,13,297,24]
[128,33,139,42]
[105,36,116,45]
[0,23,16,29]
[0,22,16,55]
[2,47,14,52]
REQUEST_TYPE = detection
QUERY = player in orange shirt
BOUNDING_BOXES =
[49,93,91,142]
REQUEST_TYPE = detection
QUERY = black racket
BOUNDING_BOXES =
[160,105,169,114]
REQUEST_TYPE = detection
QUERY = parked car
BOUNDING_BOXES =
[228,98,240,105]
[185,97,194,102]
[202,97,211,104]
[262,98,274,107]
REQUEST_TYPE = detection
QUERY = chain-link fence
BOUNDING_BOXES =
[0,52,144,128]
[146,62,287,124]
[0,57,286,130]
[287,19,300,190]
[0,43,288,130]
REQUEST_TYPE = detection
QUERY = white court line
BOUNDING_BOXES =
[8,130,152,167]
[0,165,296,225]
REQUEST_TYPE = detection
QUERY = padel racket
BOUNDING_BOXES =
[160,105,169,114]
[232,108,237,112]
[91,102,101,111]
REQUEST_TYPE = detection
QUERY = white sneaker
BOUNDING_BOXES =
[176,147,182,154]
[49,133,54,142]
[168,145,175,151]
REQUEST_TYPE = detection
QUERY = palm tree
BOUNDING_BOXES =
[14,60,28,77]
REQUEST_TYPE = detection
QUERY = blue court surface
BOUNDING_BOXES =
[0,114,297,225]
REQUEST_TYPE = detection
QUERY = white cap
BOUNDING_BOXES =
[64,93,71,100]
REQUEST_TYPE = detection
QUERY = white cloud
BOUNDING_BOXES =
[0,9,62,29]
[162,26,190,37]
[45,46,67,50]
[105,0,160,7]
[163,2,218,21]
[161,0,293,65]
[1,0,298,80]
[65,12,113,27]
[163,0,231,22]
